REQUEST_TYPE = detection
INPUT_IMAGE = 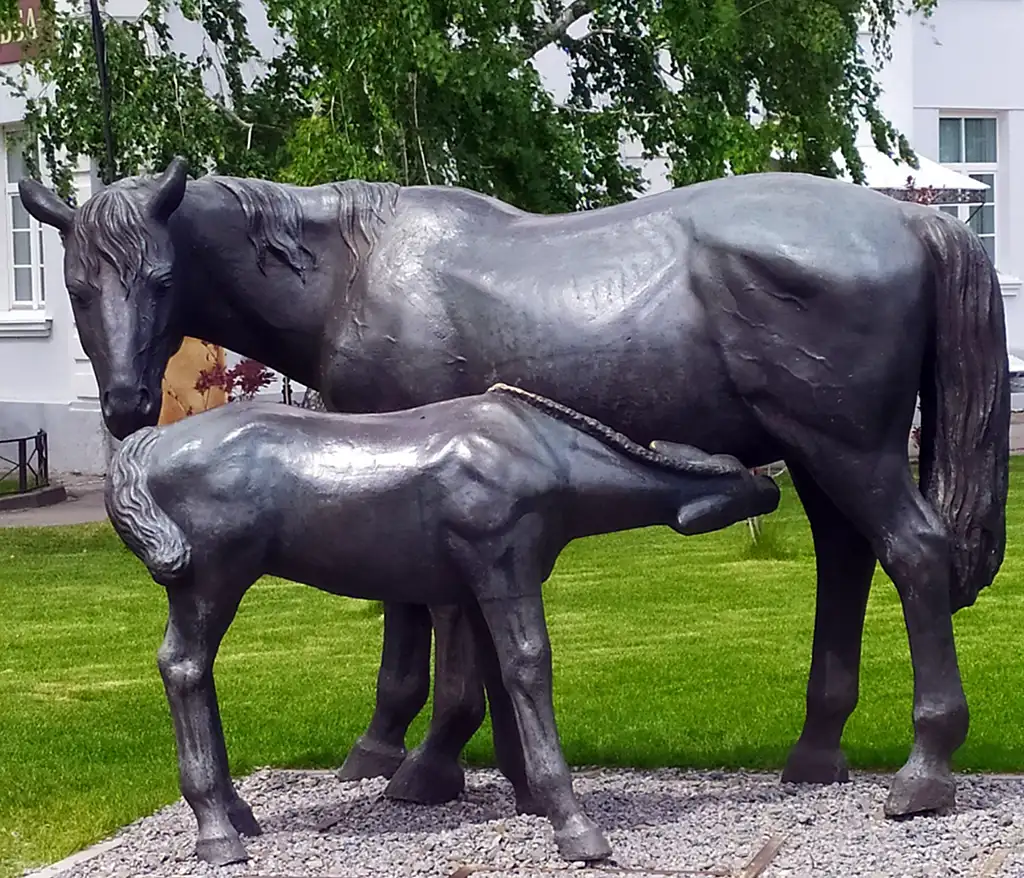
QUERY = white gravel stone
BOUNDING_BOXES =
[38,768,1024,878]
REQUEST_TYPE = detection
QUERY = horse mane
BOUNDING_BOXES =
[329,180,401,292]
[212,177,400,285]
[212,177,317,277]
[70,172,401,293]
[485,383,744,477]
[71,177,162,290]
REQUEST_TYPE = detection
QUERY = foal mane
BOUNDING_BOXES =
[485,383,744,477]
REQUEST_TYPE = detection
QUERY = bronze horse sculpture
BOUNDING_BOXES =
[21,159,1009,820]
[104,383,781,865]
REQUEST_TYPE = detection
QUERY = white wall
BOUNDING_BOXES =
[911,0,1024,358]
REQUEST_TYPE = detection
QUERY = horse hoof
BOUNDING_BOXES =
[554,815,612,863]
[195,834,249,866]
[384,748,465,805]
[884,767,956,818]
[781,744,850,785]
[515,792,546,817]
[228,799,262,836]
[336,735,407,781]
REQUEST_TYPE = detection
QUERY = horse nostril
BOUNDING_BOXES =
[138,386,152,411]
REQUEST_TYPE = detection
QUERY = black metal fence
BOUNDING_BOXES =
[0,430,49,495]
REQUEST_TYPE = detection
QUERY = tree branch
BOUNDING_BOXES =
[525,0,595,57]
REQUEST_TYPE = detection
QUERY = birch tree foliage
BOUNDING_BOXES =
[0,0,935,211]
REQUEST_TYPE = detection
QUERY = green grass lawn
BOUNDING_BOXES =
[4,464,1024,876]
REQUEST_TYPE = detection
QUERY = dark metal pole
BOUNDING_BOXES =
[17,438,27,493]
[88,0,116,184]
[37,430,48,487]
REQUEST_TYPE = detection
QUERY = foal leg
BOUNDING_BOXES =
[158,574,258,866]
[386,604,486,804]
[467,601,545,816]
[477,589,610,862]
[782,465,876,784]
[337,601,433,780]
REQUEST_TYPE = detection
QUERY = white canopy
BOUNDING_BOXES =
[1009,353,1024,373]
[835,144,989,194]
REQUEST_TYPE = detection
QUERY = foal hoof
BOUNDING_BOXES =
[385,748,465,805]
[884,766,956,818]
[228,799,262,837]
[195,834,249,866]
[554,815,612,863]
[781,743,850,785]
[336,735,407,781]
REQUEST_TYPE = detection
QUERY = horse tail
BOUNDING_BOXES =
[105,426,192,586]
[910,207,1010,611]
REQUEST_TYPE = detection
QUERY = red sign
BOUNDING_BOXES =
[0,0,40,66]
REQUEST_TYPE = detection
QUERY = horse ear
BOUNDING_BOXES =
[150,155,188,222]
[18,179,75,233]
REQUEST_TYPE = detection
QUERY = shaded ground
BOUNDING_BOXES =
[38,768,1024,878]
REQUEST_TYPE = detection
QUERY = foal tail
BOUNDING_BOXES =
[911,208,1010,612]
[105,426,192,586]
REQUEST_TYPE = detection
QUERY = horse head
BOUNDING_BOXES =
[19,157,190,440]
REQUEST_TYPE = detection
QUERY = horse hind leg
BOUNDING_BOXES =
[385,602,550,813]
[337,601,432,781]
[782,464,876,784]
[385,603,486,805]
[157,567,258,866]
[795,450,968,816]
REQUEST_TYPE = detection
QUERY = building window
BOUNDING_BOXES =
[1,129,45,310]
[938,116,998,266]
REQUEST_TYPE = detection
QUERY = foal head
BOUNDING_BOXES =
[20,158,189,440]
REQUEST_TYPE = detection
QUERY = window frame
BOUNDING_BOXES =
[0,126,46,312]
[937,114,999,268]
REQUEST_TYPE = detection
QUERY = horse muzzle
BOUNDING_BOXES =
[102,384,160,440]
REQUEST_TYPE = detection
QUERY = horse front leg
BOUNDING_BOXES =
[157,577,257,866]
[476,589,611,862]
[385,603,486,804]
[337,601,433,780]
[783,466,876,784]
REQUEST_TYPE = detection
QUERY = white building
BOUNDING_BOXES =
[0,0,1019,476]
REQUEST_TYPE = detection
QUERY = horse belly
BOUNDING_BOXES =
[464,306,775,463]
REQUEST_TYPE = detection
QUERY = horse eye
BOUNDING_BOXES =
[68,290,91,309]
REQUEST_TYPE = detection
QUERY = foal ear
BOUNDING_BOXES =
[18,179,75,233]
[649,440,746,476]
[150,155,188,222]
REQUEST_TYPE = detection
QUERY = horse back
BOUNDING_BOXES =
[323,174,934,465]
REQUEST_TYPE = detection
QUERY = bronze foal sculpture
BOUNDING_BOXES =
[21,159,1009,819]
[104,383,780,865]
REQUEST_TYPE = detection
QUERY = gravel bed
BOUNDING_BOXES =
[41,768,1024,878]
